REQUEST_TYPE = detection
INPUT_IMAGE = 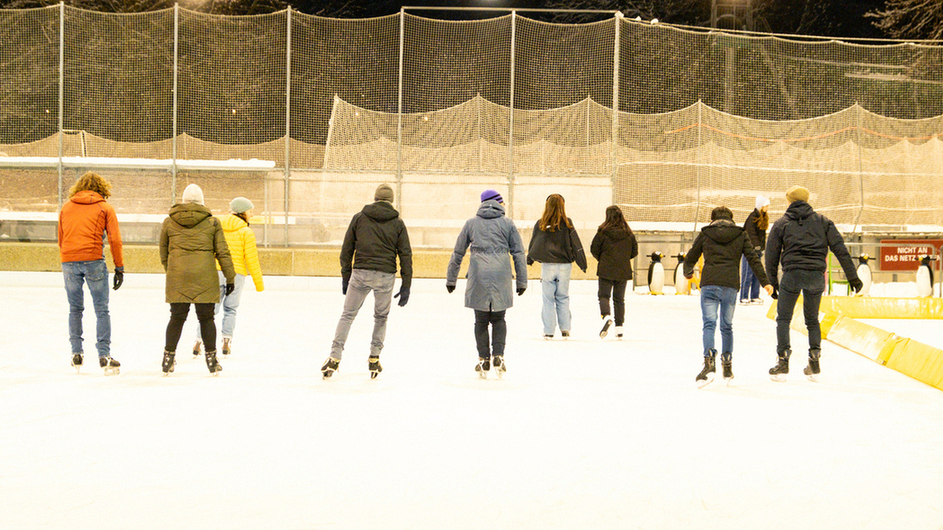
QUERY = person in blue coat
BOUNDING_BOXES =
[447,190,528,379]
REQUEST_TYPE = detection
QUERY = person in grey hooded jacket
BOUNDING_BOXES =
[447,189,528,379]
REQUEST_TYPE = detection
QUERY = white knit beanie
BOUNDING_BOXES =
[756,195,770,210]
[182,184,204,206]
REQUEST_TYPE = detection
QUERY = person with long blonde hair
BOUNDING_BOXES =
[526,194,587,339]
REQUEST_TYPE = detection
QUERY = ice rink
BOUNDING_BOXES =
[2,271,942,530]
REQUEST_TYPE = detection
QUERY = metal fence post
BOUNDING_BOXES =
[172,3,179,207]
[508,11,516,218]
[57,1,64,208]
[611,12,620,206]
[282,7,292,247]
[396,9,405,212]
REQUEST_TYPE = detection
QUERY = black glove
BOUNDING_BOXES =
[225,283,235,296]
[446,284,455,293]
[112,267,124,290]
[342,276,350,295]
[849,278,864,293]
[526,257,534,266]
[394,286,410,307]
[770,286,779,300]
[517,286,526,296]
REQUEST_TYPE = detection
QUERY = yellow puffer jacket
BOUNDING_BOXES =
[217,213,264,292]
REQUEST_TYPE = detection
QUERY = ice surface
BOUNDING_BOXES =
[2,272,942,530]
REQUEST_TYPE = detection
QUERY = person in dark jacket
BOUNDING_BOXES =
[446,189,528,378]
[740,195,770,305]
[322,183,412,380]
[527,194,588,339]
[590,205,638,340]
[159,183,236,376]
[765,186,862,382]
[684,206,773,387]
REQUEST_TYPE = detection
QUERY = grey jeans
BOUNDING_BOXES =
[330,269,396,360]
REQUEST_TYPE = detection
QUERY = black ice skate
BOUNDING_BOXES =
[162,350,176,376]
[368,357,382,380]
[205,350,222,376]
[71,353,83,374]
[99,356,120,376]
[803,349,821,382]
[696,350,716,389]
[721,352,733,384]
[222,338,232,356]
[769,350,791,382]
[321,357,340,380]
[492,355,506,379]
[599,316,613,339]
[475,357,491,379]
[192,340,202,357]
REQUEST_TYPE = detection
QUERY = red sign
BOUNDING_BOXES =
[879,239,943,271]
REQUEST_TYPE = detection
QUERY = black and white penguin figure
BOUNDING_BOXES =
[855,254,872,296]
[648,251,665,295]
[917,255,934,298]
[673,253,690,295]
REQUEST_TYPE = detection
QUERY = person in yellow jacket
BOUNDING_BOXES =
[193,197,264,357]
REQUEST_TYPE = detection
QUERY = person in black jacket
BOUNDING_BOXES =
[322,184,412,380]
[527,194,588,339]
[765,186,861,382]
[590,205,638,340]
[684,206,773,387]
[740,195,770,304]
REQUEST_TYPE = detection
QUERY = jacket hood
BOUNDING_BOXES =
[784,200,814,222]
[362,201,399,222]
[701,218,743,244]
[169,203,212,228]
[69,190,105,205]
[477,200,506,219]
[220,213,248,232]
[600,227,630,240]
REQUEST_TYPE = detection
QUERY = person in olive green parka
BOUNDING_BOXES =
[159,183,236,375]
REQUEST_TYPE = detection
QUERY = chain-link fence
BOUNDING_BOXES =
[2,6,943,246]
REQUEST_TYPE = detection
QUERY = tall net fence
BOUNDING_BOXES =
[2,7,943,247]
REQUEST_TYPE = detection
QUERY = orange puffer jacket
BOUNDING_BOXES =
[58,190,124,267]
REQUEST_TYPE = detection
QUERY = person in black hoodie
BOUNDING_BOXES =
[740,195,770,304]
[765,186,861,382]
[322,184,412,380]
[590,205,638,339]
[684,206,773,387]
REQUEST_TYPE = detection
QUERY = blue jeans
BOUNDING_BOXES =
[62,259,111,357]
[197,272,246,340]
[541,262,572,335]
[776,269,826,355]
[700,285,738,356]
[330,269,396,360]
[740,252,761,300]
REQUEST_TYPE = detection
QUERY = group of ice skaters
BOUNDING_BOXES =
[57,172,863,387]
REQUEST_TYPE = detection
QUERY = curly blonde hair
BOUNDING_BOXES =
[68,172,112,199]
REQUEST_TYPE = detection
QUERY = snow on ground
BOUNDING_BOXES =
[2,272,942,530]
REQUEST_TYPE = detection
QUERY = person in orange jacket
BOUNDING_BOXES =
[192,197,264,357]
[57,172,124,375]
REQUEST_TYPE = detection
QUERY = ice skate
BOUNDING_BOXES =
[803,349,821,382]
[71,352,83,374]
[750,298,764,305]
[543,334,553,340]
[561,331,570,340]
[321,357,340,380]
[769,350,790,382]
[721,353,733,385]
[162,350,176,376]
[475,357,490,379]
[222,338,231,356]
[696,350,716,389]
[599,316,613,339]
[492,355,506,379]
[368,357,382,379]
[205,350,222,376]
[614,326,624,339]
[99,356,120,376]
[192,340,202,357]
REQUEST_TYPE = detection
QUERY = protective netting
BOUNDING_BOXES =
[2,9,943,245]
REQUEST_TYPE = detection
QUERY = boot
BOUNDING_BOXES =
[492,355,506,379]
[599,315,613,338]
[721,352,733,383]
[71,352,83,374]
[162,350,176,376]
[475,357,490,379]
[804,348,821,381]
[696,349,716,388]
[222,338,232,356]
[321,357,340,379]
[100,356,120,376]
[205,350,222,376]
[614,326,624,339]
[192,340,202,357]
[368,357,382,379]
[769,349,791,382]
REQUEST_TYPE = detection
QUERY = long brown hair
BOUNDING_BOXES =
[538,194,572,232]
[68,171,112,199]
[599,205,631,235]
[755,209,769,231]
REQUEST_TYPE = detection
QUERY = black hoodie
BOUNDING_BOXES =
[765,200,857,287]
[684,218,769,289]
[340,201,412,288]
[590,227,638,281]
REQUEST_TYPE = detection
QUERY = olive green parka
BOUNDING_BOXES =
[159,203,236,304]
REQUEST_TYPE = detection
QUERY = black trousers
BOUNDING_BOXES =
[597,278,627,326]
[166,303,216,353]
[474,310,507,359]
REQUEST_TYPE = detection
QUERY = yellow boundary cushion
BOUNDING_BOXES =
[818,296,943,319]
[825,315,895,363]
[883,337,943,390]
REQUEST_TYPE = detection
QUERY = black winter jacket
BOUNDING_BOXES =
[744,208,767,251]
[590,228,638,281]
[765,200,857,288]
[340,201,413,289]
[683,218,769,290]
[527,219,588,272]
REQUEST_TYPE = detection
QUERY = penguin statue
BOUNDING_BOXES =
[673,253,690,295]
[855,254,872,297]
[647,251,665,295]
[917,255,934,298]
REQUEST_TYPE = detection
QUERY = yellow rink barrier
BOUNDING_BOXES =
[767,296,943,391]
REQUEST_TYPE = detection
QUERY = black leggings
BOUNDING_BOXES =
[474,310,507,359]
[165,303,216,353]
[598,278,627,326]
